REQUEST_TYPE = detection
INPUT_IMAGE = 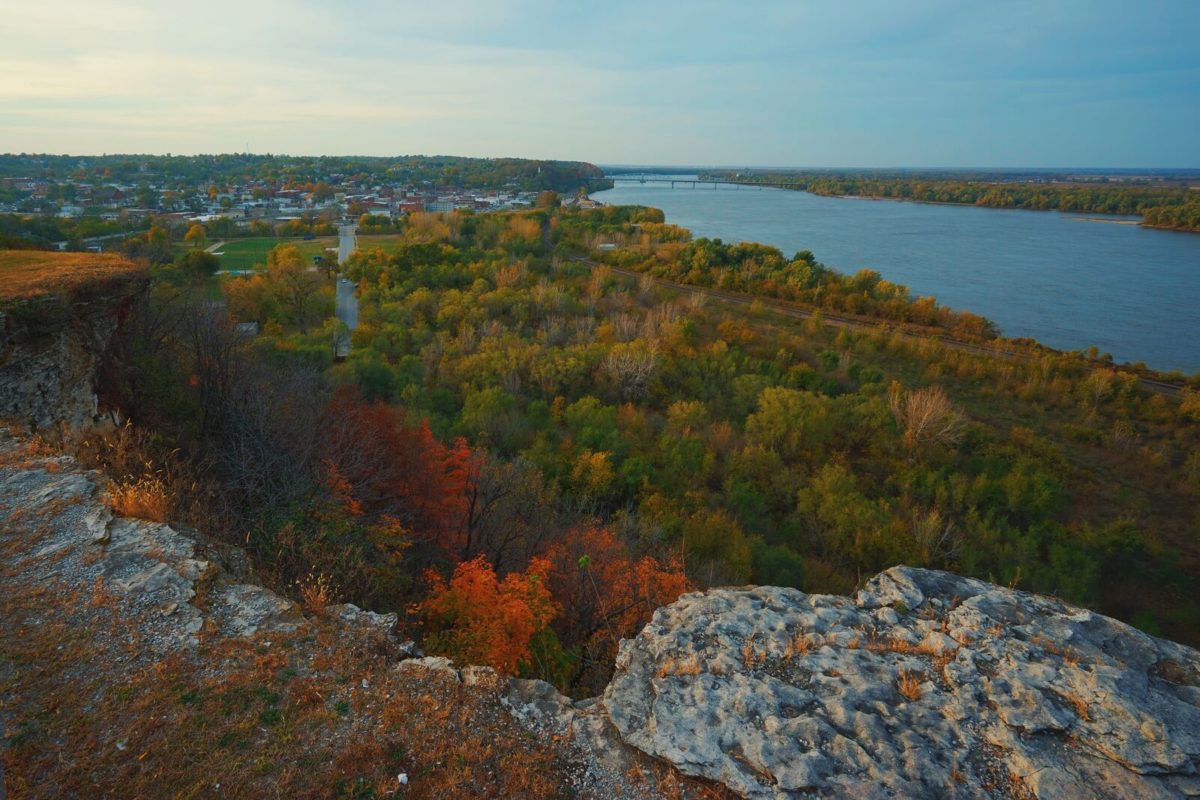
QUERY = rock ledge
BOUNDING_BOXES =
[600,569,1200,799]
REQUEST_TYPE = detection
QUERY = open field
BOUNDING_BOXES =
[173,234,412,273]
[204,237,337,272]
[0,250,144,305]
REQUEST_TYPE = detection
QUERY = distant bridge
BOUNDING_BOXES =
[605,175,807,190]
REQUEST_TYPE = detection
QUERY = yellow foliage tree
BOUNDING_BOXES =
[183,223,207,248]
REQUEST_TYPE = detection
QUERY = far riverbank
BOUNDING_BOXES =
[696,174,1200,235]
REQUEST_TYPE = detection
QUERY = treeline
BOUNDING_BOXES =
[0,153,612,194]
[1143,200,1200,231]
[702,170,1200,232]
[0,213,150,249]
[333,208,1196,649]
[564,205,998,340]
[0,211,343,253]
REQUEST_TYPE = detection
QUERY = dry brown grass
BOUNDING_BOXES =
[0,575,575,799]
[77,422,224,532]
[0,513,724,800]
[297,571,335,615]
[657,656,703,679]
[783,632,815,661]
[0,431,61,470]
[741,634,769,670]
[1069,695,1090,721]
[107,476,171,522]
[897,669,924,701]
[0,250,144,304]
[1030,634,1081,666]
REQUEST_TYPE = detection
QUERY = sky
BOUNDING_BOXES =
[2,0,1197,167]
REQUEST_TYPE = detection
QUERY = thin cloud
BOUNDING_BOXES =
[0,0,1196,165]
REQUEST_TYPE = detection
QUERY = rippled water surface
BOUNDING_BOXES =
[594,179,1200,373]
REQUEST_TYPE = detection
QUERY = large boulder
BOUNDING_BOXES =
[602,567,1200,799]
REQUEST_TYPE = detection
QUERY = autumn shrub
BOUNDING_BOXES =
[1181,388,1200,422]
[318,387,474,558]
[888,381,967,453]
[107,476,171,522]
[418,555,559,675]
[75,422,197,524]
[249,492,412,610]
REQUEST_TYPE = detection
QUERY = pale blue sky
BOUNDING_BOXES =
[2,0,1196,166]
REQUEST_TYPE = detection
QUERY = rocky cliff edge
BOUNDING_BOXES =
[0,432,717,798]
[4,431,1198,798]
[0,251,146,432]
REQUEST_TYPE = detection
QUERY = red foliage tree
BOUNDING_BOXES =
[543,524,691,687]
[318,387,475,557]
[418,555,559,674]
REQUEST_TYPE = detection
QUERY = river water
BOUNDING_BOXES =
[594,178,1200,374]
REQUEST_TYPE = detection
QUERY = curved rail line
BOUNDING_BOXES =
[574,257,1184,398]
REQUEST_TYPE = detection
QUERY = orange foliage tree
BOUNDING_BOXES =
[544,524,691,688]
[419,556,559,674]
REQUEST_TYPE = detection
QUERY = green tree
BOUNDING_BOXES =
[172,250,220,284]
[745,387,834,463]
[682,509,751,586]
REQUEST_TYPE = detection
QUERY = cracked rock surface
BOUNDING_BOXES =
[0,433,303,662]
[601,569,1200,799]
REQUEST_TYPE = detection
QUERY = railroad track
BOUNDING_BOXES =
[574,258,1185,398]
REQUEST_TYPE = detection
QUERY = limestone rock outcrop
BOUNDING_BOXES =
[0,432,303,659]
[0,265,145,432]
[600,569,1200,799]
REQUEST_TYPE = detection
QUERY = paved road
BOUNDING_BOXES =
[335,278,358,331]
[204,240,226,253]
[337,224,357,265]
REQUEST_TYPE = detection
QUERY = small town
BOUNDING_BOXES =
[0,153,609,252]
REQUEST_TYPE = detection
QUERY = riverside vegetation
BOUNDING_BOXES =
[700,169,1200,232]
[40,202,1200,698]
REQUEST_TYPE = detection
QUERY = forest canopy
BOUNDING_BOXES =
[39,202,1200,697]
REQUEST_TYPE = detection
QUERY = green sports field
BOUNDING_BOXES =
[211,237,338,272]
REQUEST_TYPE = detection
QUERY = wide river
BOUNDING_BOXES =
[594,178,1200,374]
